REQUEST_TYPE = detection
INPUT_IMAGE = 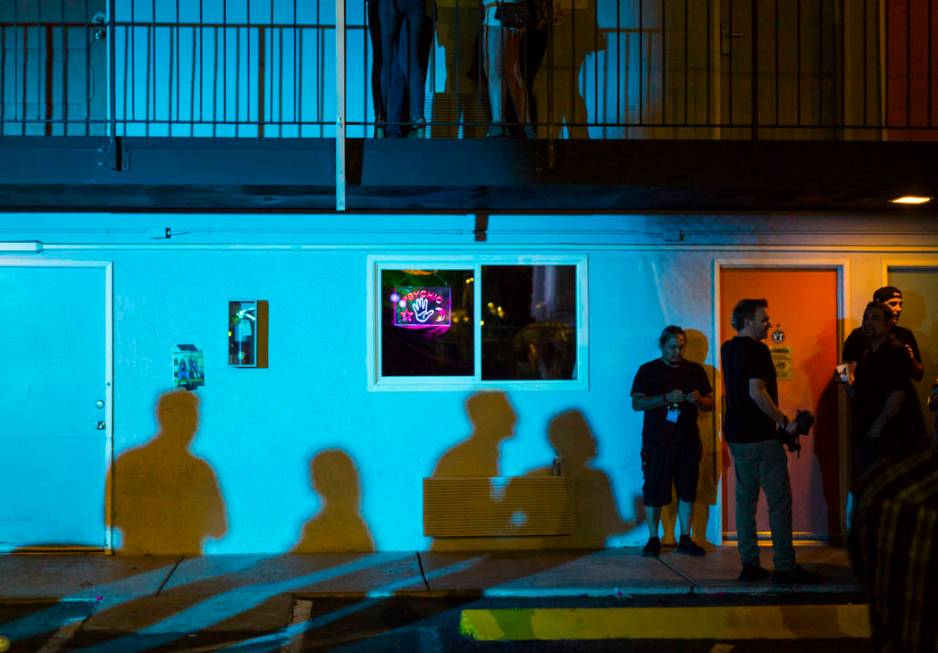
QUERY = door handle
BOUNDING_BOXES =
[96,421,107,431]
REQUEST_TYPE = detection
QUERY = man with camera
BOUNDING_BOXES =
[721,299,820,584]
[631,325,713,558]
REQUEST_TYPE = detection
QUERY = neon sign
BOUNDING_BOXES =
[391,287,451,329]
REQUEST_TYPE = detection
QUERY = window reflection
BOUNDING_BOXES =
[482,265,577,380]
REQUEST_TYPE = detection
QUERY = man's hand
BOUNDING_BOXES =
[685,390,701,405]
[784,419,799,435]
[665,389,684,404]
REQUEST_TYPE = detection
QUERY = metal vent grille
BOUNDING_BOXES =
[423,476,575,537]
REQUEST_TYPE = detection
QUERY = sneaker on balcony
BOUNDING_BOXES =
[772,565,822,584]
[675,535,706,557]
[407,118,427,139]
[642,536,661,557]
[738,562,769,582]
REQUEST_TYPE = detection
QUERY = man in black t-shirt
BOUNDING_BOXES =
[842,286,923,383]
[631,325,713,557]
[721,299,820,584]
[839,301,926,477]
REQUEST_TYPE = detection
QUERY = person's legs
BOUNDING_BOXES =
[676,499,693,537]
[367,0,385,135]
[641,444,671,556]
[674,438,702,538]
[401,0,428,125]
[644,505,661,540]
[728,441,762,566]
[482,23,506,133]
[758,439,795,571]
[379,0,406,136]
[502,29,530,129]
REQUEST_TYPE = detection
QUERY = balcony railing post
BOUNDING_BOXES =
[108,0,117,140]
[750,0,757,140]
[335,0,346,211]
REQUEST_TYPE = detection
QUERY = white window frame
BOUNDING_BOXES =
[367,254,589,391]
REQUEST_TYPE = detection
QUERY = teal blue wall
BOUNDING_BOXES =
[2,211,937,553]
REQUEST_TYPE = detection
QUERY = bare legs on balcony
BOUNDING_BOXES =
[483,14,534,138]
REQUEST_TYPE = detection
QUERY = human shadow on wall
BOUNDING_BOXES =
[803,345,843,540]
[420,403,639,616]
[433,390,517,478]
[659,329,719,547]
[429,390,517,552]
[109,390,227,555]
[292,449,375,553]
[505,409,636,548]
[77,448,381,649]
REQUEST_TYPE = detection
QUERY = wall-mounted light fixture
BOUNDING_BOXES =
[889,195,933,205]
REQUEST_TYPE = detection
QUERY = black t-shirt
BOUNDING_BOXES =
[852,335,925,442]
[843,325,921,366]
[721,336,778,443]
[630,358,712,446]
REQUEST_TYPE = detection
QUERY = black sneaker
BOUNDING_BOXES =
[642,536,661,557]
[676,535,706,557]
[738,562,770,582]
[772,565,822,584]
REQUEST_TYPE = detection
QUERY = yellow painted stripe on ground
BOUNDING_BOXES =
[460,605,871,641]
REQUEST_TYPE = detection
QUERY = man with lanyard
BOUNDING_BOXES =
[721,299,820,583]
[631,325,713,557]
[843,286,923,383]
[839,301,925,477]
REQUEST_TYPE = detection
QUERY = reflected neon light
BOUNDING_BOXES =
[391,287,451,329]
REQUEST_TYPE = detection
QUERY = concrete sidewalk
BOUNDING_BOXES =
[0,546,867,649]
[0,546,861,602]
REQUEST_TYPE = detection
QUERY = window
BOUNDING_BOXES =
[368,256,587,390]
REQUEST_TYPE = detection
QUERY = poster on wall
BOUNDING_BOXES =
[173,344,205,390]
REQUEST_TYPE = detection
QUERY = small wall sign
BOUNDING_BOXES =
[173,345,205,389]
[770,345,794,380]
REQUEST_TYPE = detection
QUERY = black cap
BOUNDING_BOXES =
[873,286,902,303]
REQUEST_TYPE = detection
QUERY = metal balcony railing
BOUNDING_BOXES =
[1,0,936,139]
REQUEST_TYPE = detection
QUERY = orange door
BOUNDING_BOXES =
[720,268,841,541]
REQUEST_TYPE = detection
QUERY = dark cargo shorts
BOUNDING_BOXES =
[641,438,702,507]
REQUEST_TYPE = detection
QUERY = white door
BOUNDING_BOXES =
[0,262,110,550]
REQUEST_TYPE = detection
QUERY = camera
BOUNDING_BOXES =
[779,409,815,454]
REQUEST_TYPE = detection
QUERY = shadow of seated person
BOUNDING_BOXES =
[432,391,517,478]
[109,390,226,555]
[292,449,375,553]
[506,409,636,548]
